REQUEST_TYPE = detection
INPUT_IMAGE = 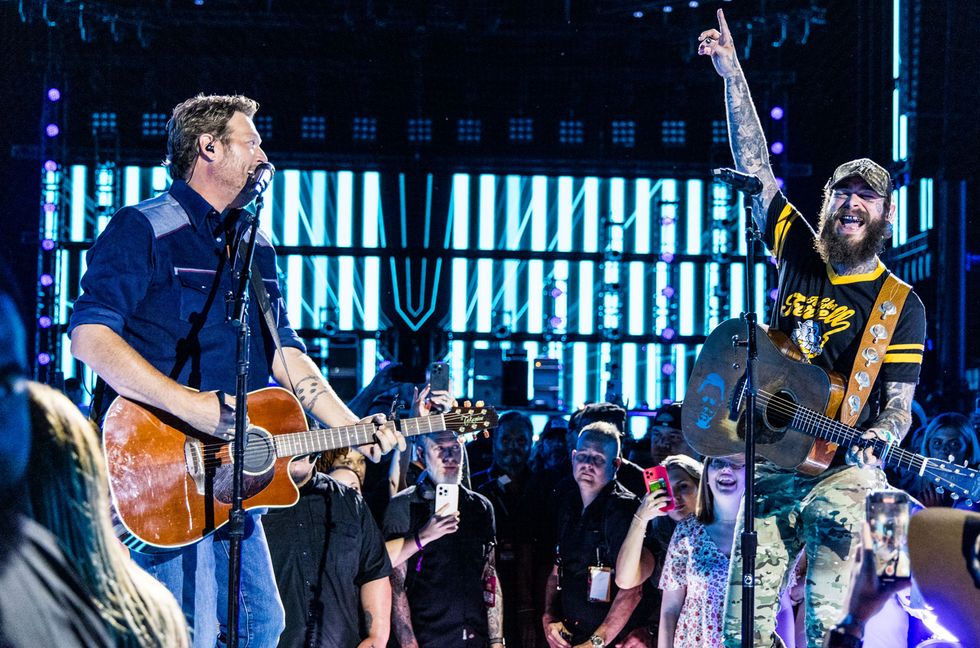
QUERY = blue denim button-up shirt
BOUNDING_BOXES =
[69,179,305,393]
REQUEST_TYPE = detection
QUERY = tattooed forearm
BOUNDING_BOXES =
[872,381,916,443]
[390,565,417,645]
[364,611,373,633]
[487,565,503,640]
[724,67,779,225]
[294,376,328,413]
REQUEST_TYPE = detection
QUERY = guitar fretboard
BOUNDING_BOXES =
[272,413,448,459]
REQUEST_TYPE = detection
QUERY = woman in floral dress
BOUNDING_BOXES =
[658,455,745,647]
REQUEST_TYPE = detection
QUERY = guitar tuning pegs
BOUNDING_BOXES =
[948,454,955,462]
[475,400,485,408]
[482,430,490,439]
[950,492,960,500]
[967,500,975,508]
[936,486,945,495]
[463,400,472,408]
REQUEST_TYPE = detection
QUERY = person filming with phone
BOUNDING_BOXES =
[383,430,502,648]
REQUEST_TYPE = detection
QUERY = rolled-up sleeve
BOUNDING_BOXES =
[68,208,155,338]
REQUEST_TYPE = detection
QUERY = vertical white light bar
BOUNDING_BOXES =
[504,175,521,322]
[897,185,908,245]
[679,262,695,335]
[899,115,908,161]
[453,174,470,250]
[583,177,599,252]
[579,177,599,335]
[730,263,745,317]
[675,347,688,400]
[282,170,303,327]
[599,342,612,401]
[755,264,767,318]
[655,261,668,331]
[337,171,354,330]
[893,0,902,80]
[124,166,141,206]
[527,176,547,334]
[686,179,703,253]
[452,258,468,332]
[572,342,588,410]
[629,262,645,336]
[70,166,87,243]
[362,339,377,387]
[477,175,495,333]
[151,167,169,193]
[578,263,594,334]
[661,179,677,254]
[622,342,637,409]
[525,341,539,402]
[362,171,380,330]
[451,340,467,397]
[310,171,329,327]
[892,88,901,162]
[647,343,660,408]
[558,178,574,251]
[708,262,721,330]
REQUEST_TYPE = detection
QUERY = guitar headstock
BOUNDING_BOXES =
[921,458,980,503]
[443,401,498,439]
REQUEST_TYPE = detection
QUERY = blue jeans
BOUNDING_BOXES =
[131,514,285,648]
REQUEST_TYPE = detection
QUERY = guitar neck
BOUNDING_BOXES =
[785,399,924,473]
[273,413,446,459]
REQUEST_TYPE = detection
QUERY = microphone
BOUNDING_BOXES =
[248,162,276,196]
[712,168,763,195]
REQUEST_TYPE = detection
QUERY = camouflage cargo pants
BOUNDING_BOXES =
[722,463,888,648]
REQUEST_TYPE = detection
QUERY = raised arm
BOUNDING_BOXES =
[698,8,780,223]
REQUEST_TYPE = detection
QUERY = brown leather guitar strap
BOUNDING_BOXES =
[839,272,912,426]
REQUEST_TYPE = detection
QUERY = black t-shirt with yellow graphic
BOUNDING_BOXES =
[764,192,926,428]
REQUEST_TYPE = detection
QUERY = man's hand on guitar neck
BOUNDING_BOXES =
[357,413,406,463]
[849,381,916,469]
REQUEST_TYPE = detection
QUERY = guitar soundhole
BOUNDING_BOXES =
[231,426,276,476]
[758,389,797,444]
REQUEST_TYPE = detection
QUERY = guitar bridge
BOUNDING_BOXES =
[184,440,206,495]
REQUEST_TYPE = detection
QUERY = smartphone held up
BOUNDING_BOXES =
[866,490,911,582]
[644,466,676,513]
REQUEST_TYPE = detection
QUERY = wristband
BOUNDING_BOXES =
[414,531,424,572]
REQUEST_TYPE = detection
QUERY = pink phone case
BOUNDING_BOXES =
[643,466,676,512]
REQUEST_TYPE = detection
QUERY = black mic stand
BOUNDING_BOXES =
[736,183,762,648]
[225,197,263,648]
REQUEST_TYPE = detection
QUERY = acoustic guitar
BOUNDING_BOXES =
[681,318,979,502]
[103,386,497,552]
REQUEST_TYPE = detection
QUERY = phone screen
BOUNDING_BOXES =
[866,490,911,581]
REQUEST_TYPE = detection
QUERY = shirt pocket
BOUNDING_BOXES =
[175,267,224,328]
[324,521,361,579]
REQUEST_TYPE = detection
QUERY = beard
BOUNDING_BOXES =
[814,204,890,268]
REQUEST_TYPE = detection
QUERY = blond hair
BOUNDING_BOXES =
[26,382,189,648]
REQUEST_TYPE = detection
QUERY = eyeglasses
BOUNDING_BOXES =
[573,452,608,468]
[831,189,884,204]
[709,458,745,471]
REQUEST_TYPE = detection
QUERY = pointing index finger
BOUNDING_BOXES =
[717,8,732,41]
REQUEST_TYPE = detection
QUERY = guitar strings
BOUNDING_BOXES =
[748,388,974,489]
[191,414,465,469]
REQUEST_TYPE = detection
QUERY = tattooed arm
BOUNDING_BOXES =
[390,563,420,648]
[487,561,504,648]
[855,381,917,467]
[356,577,391,648]
[273,347,404,463]
[697,8,779,225]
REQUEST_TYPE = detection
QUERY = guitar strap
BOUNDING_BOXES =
[839,272,912,426]
[248,262,296,393]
